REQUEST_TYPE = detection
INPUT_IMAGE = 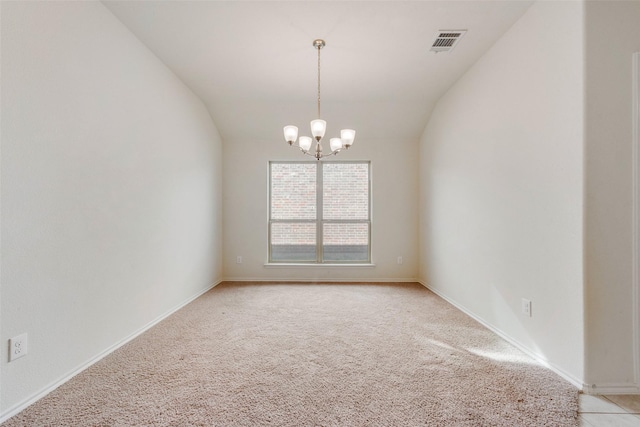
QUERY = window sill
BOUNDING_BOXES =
[264,263,376,268]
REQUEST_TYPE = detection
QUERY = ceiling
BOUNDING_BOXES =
[102,1,534,143]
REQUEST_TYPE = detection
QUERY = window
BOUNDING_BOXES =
[269,161,371,263]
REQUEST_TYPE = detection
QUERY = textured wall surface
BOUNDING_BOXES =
[223,136,419,281]
[418,1,585,385]
[1,1,223,416]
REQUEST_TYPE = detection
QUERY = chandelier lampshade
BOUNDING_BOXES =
[299,136,313,152]
[283,39,356,160]
[310,119,327,141]
[284,125,298,145]
[330,138,343,152]
[341,129,356,148]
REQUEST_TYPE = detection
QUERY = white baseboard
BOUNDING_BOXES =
[0,280,222,424]
[583,383,640,395]
[221,277,420,283]
[418,281,585,391]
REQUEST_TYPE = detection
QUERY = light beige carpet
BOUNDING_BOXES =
[2,282,578,426]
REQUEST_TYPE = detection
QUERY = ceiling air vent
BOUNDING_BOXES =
[430,30,467,53]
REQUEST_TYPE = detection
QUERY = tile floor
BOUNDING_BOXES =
[579,394,640,426]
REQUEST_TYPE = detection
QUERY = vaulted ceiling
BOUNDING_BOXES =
[103,1,534,143]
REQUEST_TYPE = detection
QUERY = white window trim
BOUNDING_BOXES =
[263,263,376,268]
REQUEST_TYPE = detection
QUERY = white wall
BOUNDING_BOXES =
[418,1,584,385]
[223,136,419,281]
[1,1,223,416]
[584,1,640,393]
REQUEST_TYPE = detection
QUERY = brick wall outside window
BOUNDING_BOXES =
[269,161,370,262]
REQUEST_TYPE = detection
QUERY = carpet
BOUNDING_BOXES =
[2,282,578,426]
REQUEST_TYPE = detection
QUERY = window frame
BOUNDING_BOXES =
[268,160,372,264]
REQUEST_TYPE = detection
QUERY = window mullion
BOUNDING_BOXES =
[316,162,323,263]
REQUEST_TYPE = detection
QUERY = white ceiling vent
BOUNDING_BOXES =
[430,30,467,53]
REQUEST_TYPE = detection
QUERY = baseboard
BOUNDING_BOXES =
[0,280,222,424]
[583,383,640,395]
[220,277,420,283]
[418,280,584,391]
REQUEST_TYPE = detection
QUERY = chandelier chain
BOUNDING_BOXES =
[317,43,321,118]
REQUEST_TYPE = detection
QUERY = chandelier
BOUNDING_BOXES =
[283,39,356,160]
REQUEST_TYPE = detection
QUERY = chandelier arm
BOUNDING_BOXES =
[299,145,339,160]
[317,151,339,160]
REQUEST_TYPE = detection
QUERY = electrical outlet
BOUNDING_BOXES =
[236,256,242,264]
[397,256,403,265]
[9,333,28,362]
[521,298,532,317]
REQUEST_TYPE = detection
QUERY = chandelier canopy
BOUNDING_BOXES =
[283,39,356,160]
